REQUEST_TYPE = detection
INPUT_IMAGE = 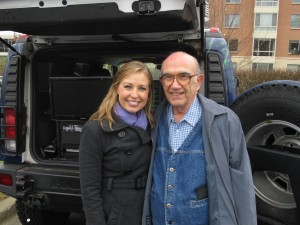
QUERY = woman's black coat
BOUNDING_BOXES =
[79,119,152,225]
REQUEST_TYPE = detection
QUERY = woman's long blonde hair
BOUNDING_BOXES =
[89,61,154,128]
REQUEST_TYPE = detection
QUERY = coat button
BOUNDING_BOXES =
[169,167,175,172]
[118,130,125,138]
[166,203,173,208]
[125,148,132,155]
[167,184,174,189]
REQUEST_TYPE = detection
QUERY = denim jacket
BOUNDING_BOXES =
[142,94,257,225]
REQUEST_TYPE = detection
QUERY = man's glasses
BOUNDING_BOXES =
[160,72,198,85]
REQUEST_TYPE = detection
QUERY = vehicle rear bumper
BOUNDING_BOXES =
[0,163,82,212]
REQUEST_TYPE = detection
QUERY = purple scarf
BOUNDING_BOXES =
[115,102,148,130]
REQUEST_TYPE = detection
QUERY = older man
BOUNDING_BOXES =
[143,51,257,225]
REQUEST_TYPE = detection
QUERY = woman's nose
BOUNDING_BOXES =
[130,89,139,97]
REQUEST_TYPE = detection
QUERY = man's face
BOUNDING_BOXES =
[160,52,204,113]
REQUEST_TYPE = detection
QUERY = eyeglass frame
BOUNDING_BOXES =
[159,72,200,85]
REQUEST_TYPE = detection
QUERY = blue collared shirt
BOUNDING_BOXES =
[168,97,202,152]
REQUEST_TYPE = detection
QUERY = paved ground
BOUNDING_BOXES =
[0,214,21,225]
[0,197,21,225]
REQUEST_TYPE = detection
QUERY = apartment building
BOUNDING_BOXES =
[209,0,300,71]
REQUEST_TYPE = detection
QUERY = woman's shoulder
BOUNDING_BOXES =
[83,120,103,132]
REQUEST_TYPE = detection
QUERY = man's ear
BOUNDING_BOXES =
[197,74,204,89]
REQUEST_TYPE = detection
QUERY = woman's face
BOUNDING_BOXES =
[117,72,150,113]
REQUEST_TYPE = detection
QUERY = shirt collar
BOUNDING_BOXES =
[168,96,201,126]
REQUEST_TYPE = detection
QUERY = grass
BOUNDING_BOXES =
[235,69,300,95]
[0,192,7,201]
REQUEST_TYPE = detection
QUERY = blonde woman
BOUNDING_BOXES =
[79,61,154,225]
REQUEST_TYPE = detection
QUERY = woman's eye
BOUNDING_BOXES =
[124,85,132,89]
[139,87,147,91]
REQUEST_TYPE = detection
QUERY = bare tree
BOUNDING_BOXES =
[208,0,255,70]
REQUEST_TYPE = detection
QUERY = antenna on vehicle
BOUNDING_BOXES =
[197,0,207,59]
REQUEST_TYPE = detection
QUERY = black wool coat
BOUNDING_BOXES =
[79,118,152,225]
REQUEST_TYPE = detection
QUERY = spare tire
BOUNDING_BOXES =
[231,83,300,225]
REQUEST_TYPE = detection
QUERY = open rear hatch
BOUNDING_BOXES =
[0,0,199,35]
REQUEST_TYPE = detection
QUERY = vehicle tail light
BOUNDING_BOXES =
[4,108,16,138]
[210,27,219,33]
[0,173,13,186]
[2,108,17,153]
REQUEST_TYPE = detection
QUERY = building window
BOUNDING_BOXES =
[225,0,241,3]
[253,39,275,56]
[256,0,278,6]
[287,64,300,72]
[287,65,300,72]
[255,13,277,31]
[252,63,273,71]
[292,0,300,4]
[225,14,240,28]
[0,39,15,52]
[291,15,300,28]
[289,40,300,54]
[227,39,238,52]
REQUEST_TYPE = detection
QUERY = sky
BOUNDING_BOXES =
[0,31,22,38]
[0,31,15,35]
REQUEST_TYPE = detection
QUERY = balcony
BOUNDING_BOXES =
[256,0,278,7]
[255,0,279,13]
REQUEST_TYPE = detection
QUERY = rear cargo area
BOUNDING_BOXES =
[31,42,184,163]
